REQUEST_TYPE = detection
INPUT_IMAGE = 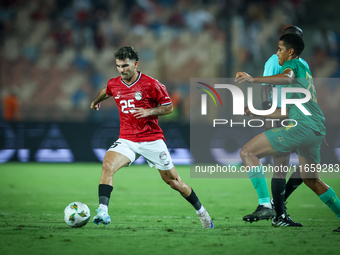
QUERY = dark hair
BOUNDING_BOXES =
[283,25,303,38]
[115,46,139,61]
[279,34,305,56]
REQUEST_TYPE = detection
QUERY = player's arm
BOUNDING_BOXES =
[261,85,272,110]
[90,87,110,110]
[244,106,288,119]
[261,57,277,110]
[235,69,294,85]
[132,104,173,119]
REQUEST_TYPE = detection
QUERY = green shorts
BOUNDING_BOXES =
[264,123,323,163]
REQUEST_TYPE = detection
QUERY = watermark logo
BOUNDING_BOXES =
[196,82,312,128]
[199,83,311,117]
[196,82,222,115]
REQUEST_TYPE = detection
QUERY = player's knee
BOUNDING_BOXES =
[165,178,181,191]
[240,147,252,161]
[102,160,118,175]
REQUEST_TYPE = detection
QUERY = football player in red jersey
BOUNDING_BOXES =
[90,46,213,228]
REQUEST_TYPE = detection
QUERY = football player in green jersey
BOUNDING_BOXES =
[235,34,340,231]
[242,26,307,225]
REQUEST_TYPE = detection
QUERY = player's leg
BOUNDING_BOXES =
[271,156,303,226]
[270,121,302,215]
[271,162,302,227]
[93,151,131,225]
[299,154,340,231]
[158,166,191,196]
[280,170,304,225]
[93,140,134,226]
[284,170,303,202]
[271,155,290,216]
[263,124,306,226]
[98,151,131,205]
[158,167,214,229]
[139,139,213,229]
[240,132,276,222]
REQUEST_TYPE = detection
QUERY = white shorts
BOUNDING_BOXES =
[107,138,174,170]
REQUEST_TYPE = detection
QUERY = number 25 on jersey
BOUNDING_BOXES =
[120,99,135,113]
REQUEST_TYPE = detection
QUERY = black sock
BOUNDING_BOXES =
[98,184,113,206]
[271,178,286,216]
[285,172,303,201]
[183,189,202,210]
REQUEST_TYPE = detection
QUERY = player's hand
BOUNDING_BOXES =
[235,72,254,83]
[244,106,255,117]
[90,102,101,111]
[323,136,329,147]
[131,107,150,119]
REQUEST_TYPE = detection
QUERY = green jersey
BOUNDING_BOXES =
[281,59,326,135]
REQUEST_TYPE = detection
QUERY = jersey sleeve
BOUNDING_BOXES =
[262,54,282,86]
[154,81,172,106]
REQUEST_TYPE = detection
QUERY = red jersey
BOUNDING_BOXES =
[105,72,172,142]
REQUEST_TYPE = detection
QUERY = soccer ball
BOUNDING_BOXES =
[64,202,91,228]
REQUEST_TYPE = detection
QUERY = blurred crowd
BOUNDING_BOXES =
[1,0,340,124]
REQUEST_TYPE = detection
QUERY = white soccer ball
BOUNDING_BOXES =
[64,202,91,228]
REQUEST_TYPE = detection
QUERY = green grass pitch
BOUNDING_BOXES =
[1,163,339,255]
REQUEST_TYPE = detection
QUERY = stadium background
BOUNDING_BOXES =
[1,0,340,164]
